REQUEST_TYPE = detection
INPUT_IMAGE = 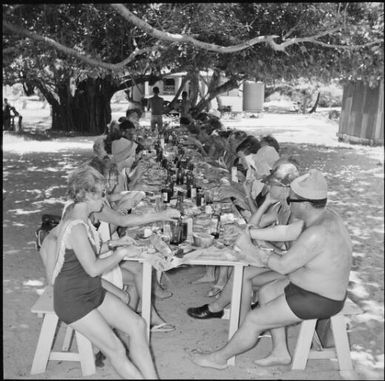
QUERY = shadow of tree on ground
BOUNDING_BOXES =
[2,139,384,379]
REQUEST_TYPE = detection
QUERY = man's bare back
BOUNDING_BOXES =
[289,208,352,300]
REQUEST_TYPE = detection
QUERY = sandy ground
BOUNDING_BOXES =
[3,108,384,379]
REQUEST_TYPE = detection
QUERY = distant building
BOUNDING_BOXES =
[128,70,263,113]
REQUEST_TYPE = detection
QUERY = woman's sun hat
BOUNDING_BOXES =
[290,169,327,199]
[111,138,136,164]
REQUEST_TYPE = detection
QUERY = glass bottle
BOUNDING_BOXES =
[210,213,221,239]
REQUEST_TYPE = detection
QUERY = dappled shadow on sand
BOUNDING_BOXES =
[2,140,384,379]
[280,143,384,378]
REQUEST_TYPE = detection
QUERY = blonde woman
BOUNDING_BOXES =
[52,165,158,379]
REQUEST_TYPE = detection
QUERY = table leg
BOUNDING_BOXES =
[141,261,152,342]
[227,264,244,366]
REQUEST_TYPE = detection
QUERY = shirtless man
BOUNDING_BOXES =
[147,87,164,134]
[189,169,352,369]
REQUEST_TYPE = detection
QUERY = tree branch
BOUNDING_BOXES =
[270,27,383,51]
[110,4,273,53]
[3,20,157,72]
[111,4,383,53]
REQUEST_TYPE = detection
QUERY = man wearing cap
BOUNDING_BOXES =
[187,159,302,323]
[189,169,352,369]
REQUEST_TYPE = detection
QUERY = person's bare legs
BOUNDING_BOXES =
[208,267,279,323]
[191,265,216,284]
[121,268,139,309]
[189,278,300,370]
[120,261,169,326]
[70,300,145,378]
[254,278,292,366]
[207,266,230,296]
[98,292,158,379]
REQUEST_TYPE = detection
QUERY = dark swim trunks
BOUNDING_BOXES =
[284,282,346,320]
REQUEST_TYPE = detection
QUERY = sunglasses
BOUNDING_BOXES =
[286,197,312,205]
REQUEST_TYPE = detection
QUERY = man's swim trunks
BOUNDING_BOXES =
[284,282,345,320]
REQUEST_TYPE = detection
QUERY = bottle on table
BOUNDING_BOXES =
[210,213,221,239]
[176,190,185,215]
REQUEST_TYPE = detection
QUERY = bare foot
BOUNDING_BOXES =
[189,350,228,370]
[153,286,173,299]
[254,353,291,367]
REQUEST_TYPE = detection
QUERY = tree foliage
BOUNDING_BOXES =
[2,3,383,132]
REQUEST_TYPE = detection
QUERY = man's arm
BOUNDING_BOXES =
[249,219,304,242]
[257,225,324,274]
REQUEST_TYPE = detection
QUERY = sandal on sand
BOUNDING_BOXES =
[150,323,176,333]
[95,351,106,367]
[206,285,224,297]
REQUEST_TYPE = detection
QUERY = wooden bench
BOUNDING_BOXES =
[291,297,363,371]
[30,286,96,376]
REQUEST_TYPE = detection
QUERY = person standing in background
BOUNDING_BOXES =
[147,87,164,134]
[179,91,193,125]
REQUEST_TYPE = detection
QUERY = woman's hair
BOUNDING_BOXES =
[126,108,142,119]
[235,135,261,155]
[108,121,122,141]
[119,119,136,132]
[104,121,121,154]
[260,135,280,153]
[92,136,108,158]
[67,165,106,203]
[217,130,233,139]
[87,156,118,178]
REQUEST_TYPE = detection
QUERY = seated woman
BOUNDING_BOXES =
[126,108,143,129]
[111,120,148,192]
[218,134,281,213]
[52,165,158,379]
[87,157,177,317]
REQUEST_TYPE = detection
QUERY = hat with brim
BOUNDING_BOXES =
[112,138,137,163]
[250,146,280,177]
[290,169,327,199]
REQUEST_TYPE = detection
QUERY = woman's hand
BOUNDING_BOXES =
[110,236,137,249]
[160,208,181,221]
[115,245,142,260]
[218,185,236,200]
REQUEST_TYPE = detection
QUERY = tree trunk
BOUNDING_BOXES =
[308,91,321,114]
[47,76,116,134]
[192,76,239,117]
[189,69,200,107]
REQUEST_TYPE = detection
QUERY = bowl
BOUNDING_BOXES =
[193,232,214,248]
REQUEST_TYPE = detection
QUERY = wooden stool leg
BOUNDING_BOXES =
[62,326,74,351]
[31,314,59,374]
[330,315,353,370]
[291,320,317,370]
[75,331,96,376]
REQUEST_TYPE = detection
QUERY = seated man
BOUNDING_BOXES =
[187,160,300,323]
[189,169,352,369]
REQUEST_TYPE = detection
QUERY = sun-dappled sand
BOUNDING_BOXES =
[3,109,383,379]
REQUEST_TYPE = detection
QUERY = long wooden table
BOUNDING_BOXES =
[124,132,248,366]
[124,254,246,366]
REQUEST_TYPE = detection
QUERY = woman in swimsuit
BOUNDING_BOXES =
[53,165,158,379]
